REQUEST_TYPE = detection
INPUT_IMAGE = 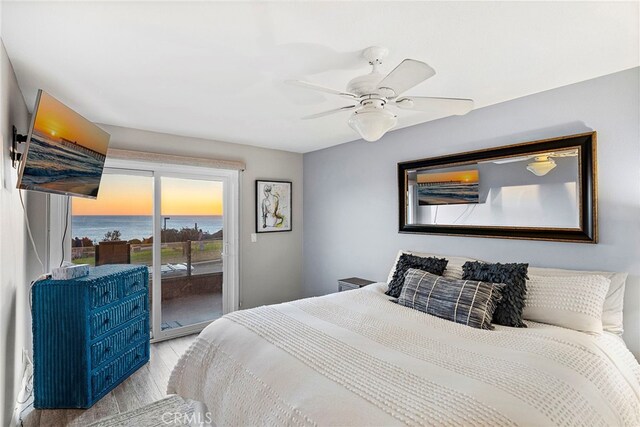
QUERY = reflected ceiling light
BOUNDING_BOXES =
[348,100,398,142]
[526,156,557,176]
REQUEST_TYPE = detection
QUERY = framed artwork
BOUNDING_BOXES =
[256,180,292,233]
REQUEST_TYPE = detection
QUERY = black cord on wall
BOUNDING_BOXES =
[19,190,44,274]
[60,197,70,267]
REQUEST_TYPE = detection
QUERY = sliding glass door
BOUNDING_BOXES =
[158,176,224,332]
[152,169,237,341]
[71,161,239,341]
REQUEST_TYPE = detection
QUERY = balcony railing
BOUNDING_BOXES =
[72,239,224,330]
[72,239,222,267]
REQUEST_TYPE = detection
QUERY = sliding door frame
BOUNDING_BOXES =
[103,158,240,342]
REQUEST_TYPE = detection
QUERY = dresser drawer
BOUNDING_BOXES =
[90,293,147,339]
[91,315,149,368]
[32,265,150,409]
[91,341,148,399]
[121,269,147,297]
[89,280,121,309]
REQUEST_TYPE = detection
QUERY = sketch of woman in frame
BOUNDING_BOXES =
[261,184,285,228]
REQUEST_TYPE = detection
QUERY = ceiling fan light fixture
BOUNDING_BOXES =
[348,106,397,142]
[289,47,473,142]
[526,157,557,176]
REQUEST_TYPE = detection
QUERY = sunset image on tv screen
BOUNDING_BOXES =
[18,90,110,198]
[417,168,480,205]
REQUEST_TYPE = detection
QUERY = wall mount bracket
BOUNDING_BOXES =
[11,125,28,169]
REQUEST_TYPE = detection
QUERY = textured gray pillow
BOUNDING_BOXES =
[397,269,504,330]
[462,261,529,328]
[385,254,448,298]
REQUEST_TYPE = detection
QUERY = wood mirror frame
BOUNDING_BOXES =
[398,132,597,243]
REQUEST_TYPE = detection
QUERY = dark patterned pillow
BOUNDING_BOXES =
[462,261,529,328]
[386,254,448,298]
[397,269,504,330]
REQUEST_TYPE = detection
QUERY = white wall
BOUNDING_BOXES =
[0,40,30,426]
[303,68,640,358]
[99,125,304,309]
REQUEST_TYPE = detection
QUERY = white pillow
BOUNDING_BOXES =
[387,251,628,334]
[523,274,611,334]
[527,266,627,335]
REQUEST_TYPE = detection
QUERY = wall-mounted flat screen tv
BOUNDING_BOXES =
[17,90,110,198]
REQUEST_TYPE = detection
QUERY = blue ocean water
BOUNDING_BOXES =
[418,182,479,205]
[72,215,223,243]
[20,132,105,197]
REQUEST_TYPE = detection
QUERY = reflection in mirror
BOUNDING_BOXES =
[399,131,596,242]
[406,147,581,228]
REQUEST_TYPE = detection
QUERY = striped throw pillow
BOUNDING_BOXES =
[397,269,504,330]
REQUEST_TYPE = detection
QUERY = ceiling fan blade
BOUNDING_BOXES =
[301,105,357,120]
[395,96,474,115]
[376,59,436,97]
[285,80,358,100]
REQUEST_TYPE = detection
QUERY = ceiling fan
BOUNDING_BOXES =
[490,150,578,176]
[286,46,474,142]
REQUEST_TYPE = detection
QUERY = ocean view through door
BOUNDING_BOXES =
[71,163,238,341]
[160,176,224,332]
[72,171,154,269]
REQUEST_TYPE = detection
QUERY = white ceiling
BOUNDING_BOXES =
[2,1,638,153]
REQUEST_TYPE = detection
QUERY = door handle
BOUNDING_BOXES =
[221,243,230,257]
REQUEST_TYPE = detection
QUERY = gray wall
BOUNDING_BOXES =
[0,40,30,426]
[303,67,640,358]
[0,86,304,425]
[100,125,304,309]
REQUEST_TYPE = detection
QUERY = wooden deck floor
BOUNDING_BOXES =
[20,334,198,427]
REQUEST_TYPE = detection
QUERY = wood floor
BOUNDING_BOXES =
[19,334,198,427]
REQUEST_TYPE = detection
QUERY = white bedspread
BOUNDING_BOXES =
[168,283,640,426]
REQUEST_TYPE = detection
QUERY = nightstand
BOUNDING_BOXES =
[338,277,375,292]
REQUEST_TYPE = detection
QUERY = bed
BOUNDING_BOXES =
[167,279,640,426]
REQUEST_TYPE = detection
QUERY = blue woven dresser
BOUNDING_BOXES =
[32,264,150,409]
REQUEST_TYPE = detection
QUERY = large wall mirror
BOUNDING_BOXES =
[398,132,597,243]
